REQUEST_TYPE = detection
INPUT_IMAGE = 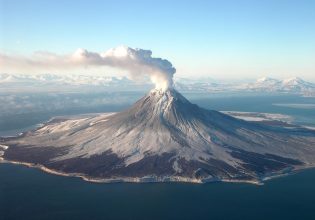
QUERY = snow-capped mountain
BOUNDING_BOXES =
[174,76,315,96]
[239,76,315,96]
[2,88,315,184]
[243,77,282,92]
[281,77,315,91]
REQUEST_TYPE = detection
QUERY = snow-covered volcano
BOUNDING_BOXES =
[1,88,315,183]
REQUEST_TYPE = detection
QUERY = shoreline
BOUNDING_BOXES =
[0,156,263,185]
[1,155,305,186]
[1,143,314,186]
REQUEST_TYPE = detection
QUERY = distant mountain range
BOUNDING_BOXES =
[175,76,315,97]
[1,73,315,96]
[0,73,133,86]
[237,77,315,94]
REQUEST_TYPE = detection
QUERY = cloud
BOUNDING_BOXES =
[0,46,176,90]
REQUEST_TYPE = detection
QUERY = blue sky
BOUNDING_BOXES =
[1,0,315,80]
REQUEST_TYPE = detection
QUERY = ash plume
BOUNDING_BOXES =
[0,46,176,90]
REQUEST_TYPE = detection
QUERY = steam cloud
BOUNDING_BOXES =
[0,46,176,90]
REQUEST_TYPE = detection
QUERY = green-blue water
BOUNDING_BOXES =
[1,94,315,220]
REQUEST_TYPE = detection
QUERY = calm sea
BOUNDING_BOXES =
[1,163,315,220]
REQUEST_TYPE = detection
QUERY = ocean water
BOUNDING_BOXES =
[1,94,315,220]
[1,163,315,220]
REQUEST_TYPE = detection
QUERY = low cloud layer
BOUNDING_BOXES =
[0,46,176,90]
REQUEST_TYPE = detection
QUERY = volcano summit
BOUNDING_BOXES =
[1,88,315,184]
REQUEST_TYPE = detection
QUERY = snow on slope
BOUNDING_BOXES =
[239,77,315,95]
[2,88,315,183]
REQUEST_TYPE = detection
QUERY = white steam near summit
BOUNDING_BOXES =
[0,46,176,90]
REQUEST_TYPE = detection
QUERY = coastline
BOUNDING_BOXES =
[1,141,314,186]
[1,135,264,186]
[1,154,303,186]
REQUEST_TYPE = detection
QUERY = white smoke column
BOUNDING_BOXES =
[0,46,176,91]
[73,46,176,90]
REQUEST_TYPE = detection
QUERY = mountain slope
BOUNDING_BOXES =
[1,89,315,183]
[240,77,315,95]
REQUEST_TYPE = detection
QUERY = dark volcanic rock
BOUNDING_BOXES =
[1,88,315,183]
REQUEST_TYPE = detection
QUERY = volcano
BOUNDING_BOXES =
[1,88,315,184]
